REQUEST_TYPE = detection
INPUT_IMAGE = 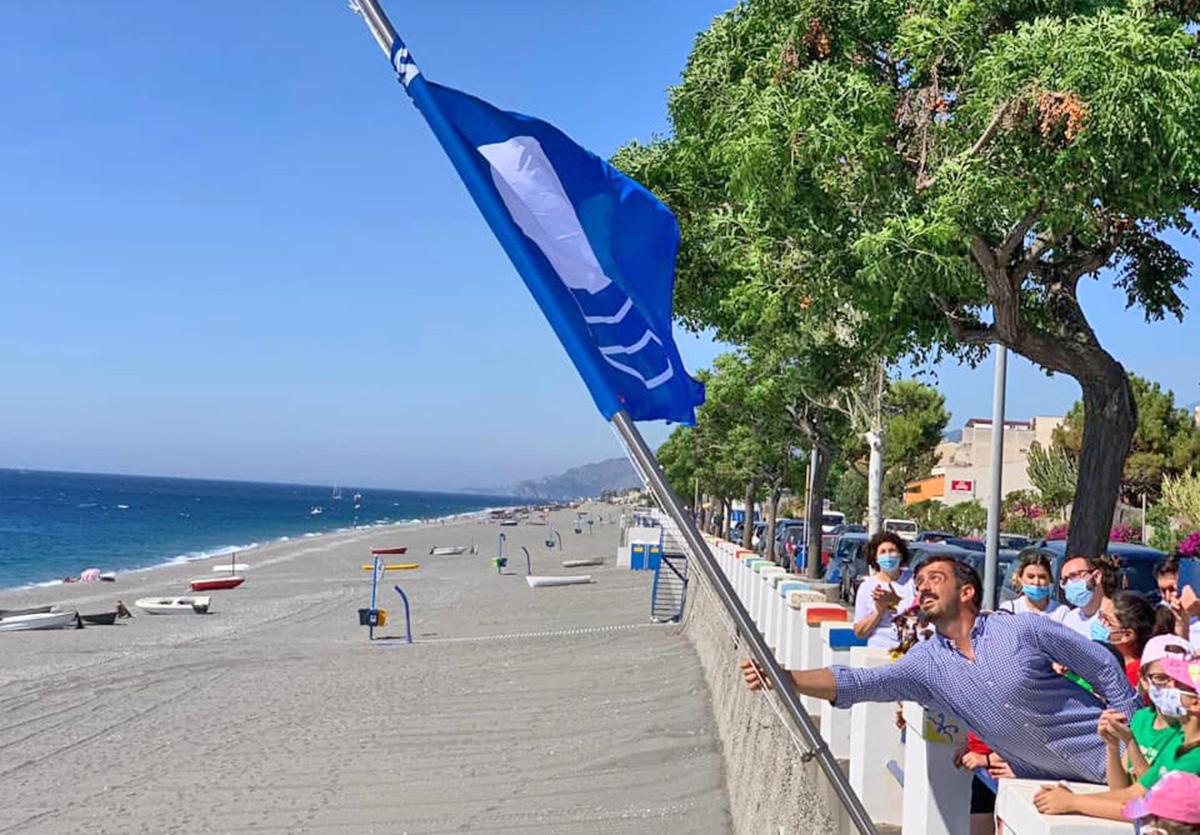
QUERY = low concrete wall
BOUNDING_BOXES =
[680,567,855,835]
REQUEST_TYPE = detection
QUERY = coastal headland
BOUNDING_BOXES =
[0,505,730,834]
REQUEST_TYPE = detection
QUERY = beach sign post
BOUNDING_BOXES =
[348,3,878,831]
[361,547,415,641]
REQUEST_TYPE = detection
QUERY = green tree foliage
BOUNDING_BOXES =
[1054,375,1200,500]
[884,380,952,486]
[618,0,1200,557]
[1027,441,1079,514]
[1163,469,1200,529]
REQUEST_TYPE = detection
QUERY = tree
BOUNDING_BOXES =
[1054,375,1200,501]
[1027,441,1079,516]
[619,1,1200,557]
[1163,469,1200,530]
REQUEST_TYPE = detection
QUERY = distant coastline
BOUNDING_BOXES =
[0,468,523,590]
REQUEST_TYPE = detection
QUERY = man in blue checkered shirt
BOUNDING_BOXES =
[741,554,1141,782]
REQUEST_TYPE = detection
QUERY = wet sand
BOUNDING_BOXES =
[0,504,729,834]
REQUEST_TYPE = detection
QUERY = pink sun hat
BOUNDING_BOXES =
[1142,634,1193,668]
[1123,770,1200,823]
[1161,657,1200,692]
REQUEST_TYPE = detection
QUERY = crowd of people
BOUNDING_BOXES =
[740,538,1200,833]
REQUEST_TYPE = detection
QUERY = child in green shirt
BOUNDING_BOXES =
[1035,639,1200,821]
[1101,635,1192,789]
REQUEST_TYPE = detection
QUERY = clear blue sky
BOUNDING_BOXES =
[1,2,1196,491]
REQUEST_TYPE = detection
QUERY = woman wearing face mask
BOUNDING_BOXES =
[1052,553,1121,638]
[998,552,1060,616]
[1094,591,1164,687]
[851,532,914,649]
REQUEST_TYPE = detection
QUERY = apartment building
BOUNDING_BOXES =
[904,415,1064,507]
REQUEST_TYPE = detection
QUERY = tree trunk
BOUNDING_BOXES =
[805,449,833,579]
[765,486,781,562]
[866,429,886,535]
[1068,369,1137,557]
[720,495,731,540]
[742,478,758,549]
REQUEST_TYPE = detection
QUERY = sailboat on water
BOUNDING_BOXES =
[332,484,343,500]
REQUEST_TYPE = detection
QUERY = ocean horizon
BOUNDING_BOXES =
[0,468,522,589]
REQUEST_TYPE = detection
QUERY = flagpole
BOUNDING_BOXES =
[610,411,879,835]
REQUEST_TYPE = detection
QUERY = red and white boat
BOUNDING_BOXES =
[190,575,245,592]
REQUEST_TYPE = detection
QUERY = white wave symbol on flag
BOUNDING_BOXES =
[478,136,675,390]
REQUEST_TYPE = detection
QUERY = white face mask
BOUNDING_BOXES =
[1149,684,1189,718]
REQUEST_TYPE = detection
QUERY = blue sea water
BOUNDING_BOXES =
[0,469,520,589]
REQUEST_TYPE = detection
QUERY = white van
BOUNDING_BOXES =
[883,518,919,541]
[820,511,846,533]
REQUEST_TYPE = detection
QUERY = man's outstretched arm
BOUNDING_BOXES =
[740,659,837,701]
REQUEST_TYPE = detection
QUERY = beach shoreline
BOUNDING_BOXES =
[0,503,730,834]
[2,505,509,594]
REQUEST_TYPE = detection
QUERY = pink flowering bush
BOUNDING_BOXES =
[1046,524,1069,541]
[1109,525,1138,543]
[1181,532,1200,558]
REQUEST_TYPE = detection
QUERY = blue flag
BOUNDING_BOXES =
[387,38,704,425]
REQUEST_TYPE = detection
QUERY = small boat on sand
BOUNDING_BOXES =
[135,596,211,615]
[430,545,472,556]
[80,611,119,626]
[190,575,245,592]
[525,575,593,588]
[0,605,54,618]
[0,611,80,632]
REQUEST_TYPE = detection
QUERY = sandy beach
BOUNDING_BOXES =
[0,504,730,834]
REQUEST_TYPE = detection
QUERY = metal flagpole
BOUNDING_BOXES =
[611,411,879,835]
[349,4,877,830]
[984,345,1007,608]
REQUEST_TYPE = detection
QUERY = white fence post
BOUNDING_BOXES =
[848,647,904,827]
[900,701,973,835]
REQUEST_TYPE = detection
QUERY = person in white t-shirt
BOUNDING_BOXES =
[998,551,1061,617]
[852,532,916,650]
[1051,553,1120,638]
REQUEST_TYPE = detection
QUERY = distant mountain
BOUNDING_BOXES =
[514,458,641,500]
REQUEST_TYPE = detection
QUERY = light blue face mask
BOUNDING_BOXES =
[1023,584,1051,602]
[1149,684,1188,718]
[1090,618,1112,643]
[878,554,901,573]
[1064,578,1094,608]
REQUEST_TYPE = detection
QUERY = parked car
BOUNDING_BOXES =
[750,521,768,551]
[773,519,806,558]
[997,540,1168,608]
[821,524,866,567]
[945,537,985,553]
[916,531,956,543]
[998,533,1031,550]
[729,521,745,544]
[829,532,870,600]
[883,518,919,541]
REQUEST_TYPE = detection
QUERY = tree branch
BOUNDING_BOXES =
[999,205,1044,266]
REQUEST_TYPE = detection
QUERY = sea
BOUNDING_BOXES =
[0,468,522,590]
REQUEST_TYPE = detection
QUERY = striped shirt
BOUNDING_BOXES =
[831,612,1140,782]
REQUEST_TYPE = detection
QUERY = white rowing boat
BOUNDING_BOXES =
[135,596,211,615]
[525,575,593,588]
[429,546,472,556]
[0,611,79,632]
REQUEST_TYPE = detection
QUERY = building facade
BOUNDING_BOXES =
[904,415,1064,507]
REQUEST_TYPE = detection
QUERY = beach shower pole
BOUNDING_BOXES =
[611,411,879,835]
